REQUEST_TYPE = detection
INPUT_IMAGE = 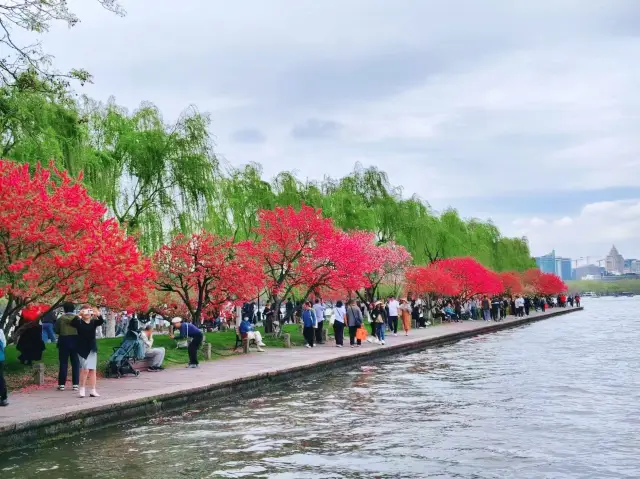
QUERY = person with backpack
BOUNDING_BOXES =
[346,300,363,347]
[55,302,81,391]
[0,328,8,406]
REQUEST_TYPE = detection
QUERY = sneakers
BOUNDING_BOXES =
[57,385,65,391]
[78,388,86,398]
[305,344,311,349]
[311,344,316,348]
[72,385,79,391]
[393,333,398,337]
[258,342,266,347]
[187,364,199,368]
[256,347,265,352]
[90,390,100,398]
[0,399,8,407]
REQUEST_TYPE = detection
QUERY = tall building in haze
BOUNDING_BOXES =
[605,245,624,274]
[535,250,573,281]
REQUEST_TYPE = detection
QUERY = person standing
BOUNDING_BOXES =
[524,296,531,316]
[371,301,386,345]
[41,309,57,344]
[55,302,80,391]
[285,299,294,324]
[346,300,363,347]
[170,317,204,368]
[313,299,325,345]
[0,329,8,406]
[333,300,346,347]
[14,311,45,366]
[575,294,581,307]
[141,324,166,370]
[481,296,491,321]
[399,299,412,336]
[387,296,399,336]
[301,302,317,348]
[72,307,105,398]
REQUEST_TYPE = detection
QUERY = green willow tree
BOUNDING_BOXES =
[82,98,219,252]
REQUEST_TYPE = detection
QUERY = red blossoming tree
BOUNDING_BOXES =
[405,264,460,297]
[498,271,524,296]
[153,231,264,325]
[537,273,568,296]
[0,160,153,335]
[434,257,503,301]
[250,205,369,327]
[356,233,412,303]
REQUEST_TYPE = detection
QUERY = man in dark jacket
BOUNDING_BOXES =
[54,302,80,391]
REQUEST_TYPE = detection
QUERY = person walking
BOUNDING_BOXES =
[399,299,412,336]
[301,302,317,348]
[524,296,531,316]
[371,301,386,345]
[313,299,325,345]
[55,302,80,391]
[387,296,399,336]
[141,324,166,370]
[170,317,203,368]
[72,307,104,398]
[481,296,491,321]
[0,328,8,406]
[333,300,346,347]
[575,294,581,307]
[346,300,363,347]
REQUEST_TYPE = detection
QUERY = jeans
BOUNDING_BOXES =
[375,323,385,342]
[315,320,324,344]
[58,335,80,386]
[388,316,398,334]
[0,361,7,401]
[471,307,477,320]
[42,323,56,343]
[348,326,361,346]
[333,321,344,345]
[303,326,315,346]
[188,335,202,365]
[482,309,491,321]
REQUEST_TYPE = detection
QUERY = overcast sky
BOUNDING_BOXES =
[40,0,640,264]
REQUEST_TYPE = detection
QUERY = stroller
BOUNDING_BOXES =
[105,329,146,378]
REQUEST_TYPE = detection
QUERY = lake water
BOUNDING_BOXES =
[2,298,638,478]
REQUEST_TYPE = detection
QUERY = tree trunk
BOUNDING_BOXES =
[106,310,116,338]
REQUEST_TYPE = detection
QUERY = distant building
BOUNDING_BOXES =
[557,257,572,281]
[574,264,604,280]
[623,258,640,274]
[605,245,624,274]
[535,250,557,275]
[535,250,572,281]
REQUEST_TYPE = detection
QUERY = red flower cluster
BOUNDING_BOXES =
[0,160,154,323]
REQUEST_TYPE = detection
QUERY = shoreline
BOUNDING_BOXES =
[0,307,583,452]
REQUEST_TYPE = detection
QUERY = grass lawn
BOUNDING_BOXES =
[2,324,306,389]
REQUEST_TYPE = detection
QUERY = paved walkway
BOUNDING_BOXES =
[0,308,580,434]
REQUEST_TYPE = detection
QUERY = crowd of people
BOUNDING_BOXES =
[0,292,580,407]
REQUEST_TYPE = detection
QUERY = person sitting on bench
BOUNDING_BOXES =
[239,316,266,352]
[141,324,165,371]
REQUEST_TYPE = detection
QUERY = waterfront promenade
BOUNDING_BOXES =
[0,307,582,450]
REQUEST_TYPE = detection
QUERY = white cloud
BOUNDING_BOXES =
[507,200,640,260]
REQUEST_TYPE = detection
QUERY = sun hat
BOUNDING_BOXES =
[171,317,183,324]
